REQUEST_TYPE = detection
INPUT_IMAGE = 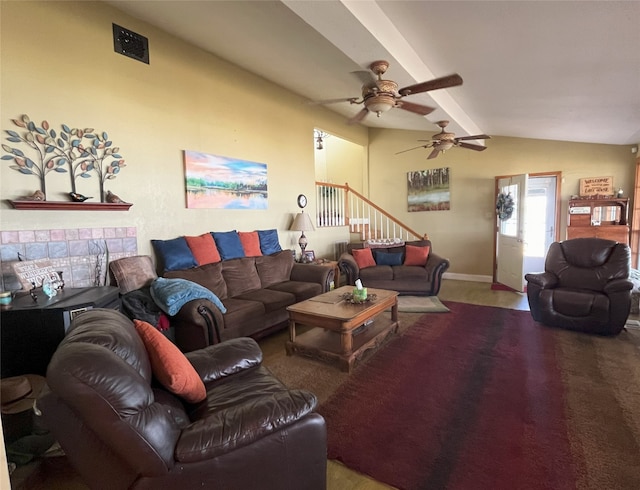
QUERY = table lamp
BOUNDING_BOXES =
[289,211,315,262]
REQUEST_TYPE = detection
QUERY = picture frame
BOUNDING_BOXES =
[407,167,450,212]
[183,150,268,209]
[304,250,316,262]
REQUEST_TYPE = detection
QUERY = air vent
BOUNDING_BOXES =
[113,23,149,64]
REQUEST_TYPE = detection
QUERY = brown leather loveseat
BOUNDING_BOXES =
[338,239,450,296]
[525,237,633,335]
[36,308,327,489]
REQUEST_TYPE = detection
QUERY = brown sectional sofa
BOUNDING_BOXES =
[165,251,333,351]
[338,239,449,296]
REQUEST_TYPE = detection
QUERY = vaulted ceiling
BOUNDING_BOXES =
[108,0,640,146]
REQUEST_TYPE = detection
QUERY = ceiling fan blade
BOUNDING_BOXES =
[399,73,463,96]
[306,97,358,106]
[351,70,377,88]
[455,134,491,141]
[395,144,431,155]
[458,142,488,151]
[427,148,441,159]
[396,100,436,116]
[347,108,369,125]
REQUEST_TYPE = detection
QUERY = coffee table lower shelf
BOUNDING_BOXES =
[286,317,398,373]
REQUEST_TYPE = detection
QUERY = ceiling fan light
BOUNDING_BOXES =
[364,94,395,116]
[435,141,454,151]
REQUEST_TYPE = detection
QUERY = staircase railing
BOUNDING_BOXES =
[315,182,428,242]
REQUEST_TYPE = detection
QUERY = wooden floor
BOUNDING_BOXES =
[4,280,544,489]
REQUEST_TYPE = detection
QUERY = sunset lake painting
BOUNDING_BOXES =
[184,150,268,209]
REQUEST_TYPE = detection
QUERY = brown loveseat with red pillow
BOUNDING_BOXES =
[337,239,449,296]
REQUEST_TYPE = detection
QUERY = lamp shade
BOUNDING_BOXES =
[289,211,315,232]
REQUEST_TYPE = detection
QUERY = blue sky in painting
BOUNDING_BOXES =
[184,150,267,185]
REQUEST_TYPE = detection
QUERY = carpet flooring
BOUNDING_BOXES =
[311,301,640,490]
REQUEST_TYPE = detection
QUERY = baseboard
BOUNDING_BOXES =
[442,272,493,283]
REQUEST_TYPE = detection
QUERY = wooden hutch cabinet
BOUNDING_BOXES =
[567,198,630,244]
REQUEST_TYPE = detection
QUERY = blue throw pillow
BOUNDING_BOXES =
[212,230,245,260]
[375,251,403,266]
[150,277,226,316]
[151,237,197,272]
[257,229,282,255]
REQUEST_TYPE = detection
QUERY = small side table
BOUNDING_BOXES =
[314,260,341,290]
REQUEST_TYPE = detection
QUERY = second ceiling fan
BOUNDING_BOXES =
[310,60,463,125]
[396,120,491,159]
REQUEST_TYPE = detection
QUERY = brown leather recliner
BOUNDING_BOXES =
[36,308,327,489]
[525,237,633,335]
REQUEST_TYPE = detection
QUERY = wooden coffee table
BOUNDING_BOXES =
[286,286,399,372]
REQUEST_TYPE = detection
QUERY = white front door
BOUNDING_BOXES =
[496,174,528,292]
[523,175,558,274]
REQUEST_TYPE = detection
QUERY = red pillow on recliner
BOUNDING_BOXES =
[404,245,430,266]
[134,320,206,403]
[352,248,376,269]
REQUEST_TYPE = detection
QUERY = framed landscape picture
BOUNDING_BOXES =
[407,167,450,212]
[184,150,268,209]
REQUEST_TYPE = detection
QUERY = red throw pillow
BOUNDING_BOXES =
[133,320,206,403]
[404,245,430,266]
[185,233,221,265]
[238,231,263,257]
[352,248,376,269]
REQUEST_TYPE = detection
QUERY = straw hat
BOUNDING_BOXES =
[1,375,45,415]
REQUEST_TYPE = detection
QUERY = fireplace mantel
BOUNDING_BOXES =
[8,200,132,211]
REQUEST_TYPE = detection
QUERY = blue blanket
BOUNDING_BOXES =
[150,277,227,317]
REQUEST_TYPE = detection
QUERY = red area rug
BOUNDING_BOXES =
[318,301,640,490]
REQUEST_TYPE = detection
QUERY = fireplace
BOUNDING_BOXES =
[0,227,138,291]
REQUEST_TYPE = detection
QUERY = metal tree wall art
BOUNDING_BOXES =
[2,114,127,202]
[77,130,126,203]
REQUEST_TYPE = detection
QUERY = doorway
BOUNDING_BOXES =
[494,172,561,291]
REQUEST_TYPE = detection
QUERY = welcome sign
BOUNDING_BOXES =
[579,176,613,197]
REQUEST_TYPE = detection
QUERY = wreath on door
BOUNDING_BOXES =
[496,192,515,220]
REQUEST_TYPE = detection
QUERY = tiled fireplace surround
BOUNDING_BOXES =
[0,227,138,291]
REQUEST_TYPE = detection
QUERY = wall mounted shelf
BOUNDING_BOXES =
[8,200,132,211]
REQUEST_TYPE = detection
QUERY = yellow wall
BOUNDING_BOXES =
[0,1,366,260]
[371,128,636,275]
[1,1,636,276]
[323,136,368,194]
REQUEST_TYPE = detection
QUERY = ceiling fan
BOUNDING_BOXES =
[309,60,463,125]
[396,120,491,159]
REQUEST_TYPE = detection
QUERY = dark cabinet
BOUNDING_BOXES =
[1,287,120,377]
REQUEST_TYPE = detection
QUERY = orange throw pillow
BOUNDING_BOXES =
[185,233,221,265]
[133,320,206,403]
[238,231,263,257]
[404,245,430,266]
[352,248,376,269]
